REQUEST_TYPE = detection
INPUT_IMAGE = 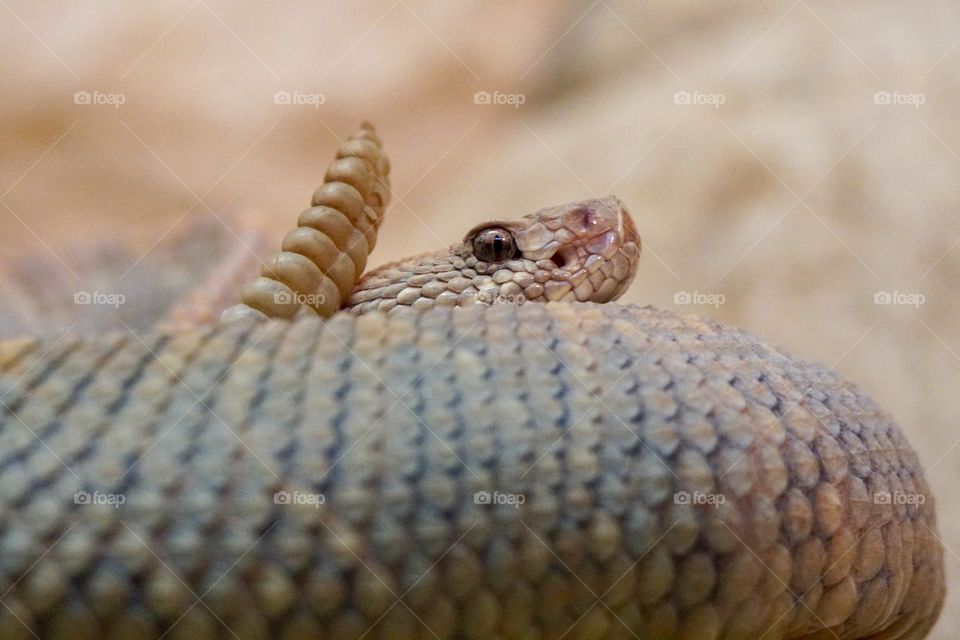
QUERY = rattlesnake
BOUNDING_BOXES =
[0,123,943,639]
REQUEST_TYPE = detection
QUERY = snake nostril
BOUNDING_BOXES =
[552,252,567,269]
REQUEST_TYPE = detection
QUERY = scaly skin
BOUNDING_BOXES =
[0,122,944,638]
[0,304,944,639]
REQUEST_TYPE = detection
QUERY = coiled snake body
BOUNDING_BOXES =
[0,124,944,639]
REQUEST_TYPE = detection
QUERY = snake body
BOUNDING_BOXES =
[0,124,944,639]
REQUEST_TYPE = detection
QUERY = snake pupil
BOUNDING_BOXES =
[473,227,517,263]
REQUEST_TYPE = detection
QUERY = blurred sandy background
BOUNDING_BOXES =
[1,0,959,636]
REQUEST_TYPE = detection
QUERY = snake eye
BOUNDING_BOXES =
[472,227,518,263]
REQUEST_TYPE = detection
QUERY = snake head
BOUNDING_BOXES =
[462,196,641,303]
[347,196,641,313]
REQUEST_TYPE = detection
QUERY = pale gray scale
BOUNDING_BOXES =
[396,288,421,305]
[419,282,447,299]
[380,282,408,299]
[586,255,604,274]
[406,274,435,287]
[446,277,473,294]
[573,279,594,301]
[544,281,572,301]
[524,283,544,299]
[492,270,513,284]
[569,269,589,286]
[554,228,575,244]
[435,292,459,306]
[513,272,534,289]
[589,271,605,289]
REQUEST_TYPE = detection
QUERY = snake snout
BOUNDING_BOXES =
[613,197,640,249]
[581,196,641,301]
[532,196,641,302]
